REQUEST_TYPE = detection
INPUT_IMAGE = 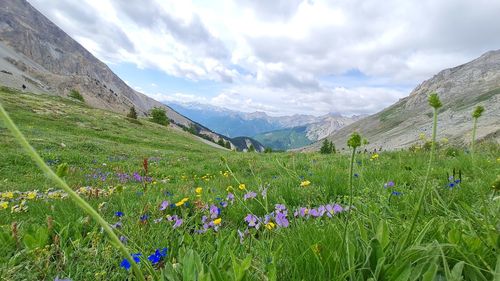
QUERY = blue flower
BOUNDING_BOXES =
[115,211,124,217]
[148,248,168,265]
[391,191,402,196]
[140,214,149,222]
[120,253,141,270]
[354,173,359,178]
[448,182,455,188]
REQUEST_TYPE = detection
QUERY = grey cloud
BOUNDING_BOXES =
[108,0,230,60]
[28,0,135,54]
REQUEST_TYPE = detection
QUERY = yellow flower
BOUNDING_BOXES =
[238,183,246,190]
[0,201,8,210]
[370,154,379,161]
[26,191,36,200]
[2,192,14,199]
[175,197,189,207]
[213,218,222,225]
[195,187,203,195]
[265,222,275,230]
[300,180,311,187]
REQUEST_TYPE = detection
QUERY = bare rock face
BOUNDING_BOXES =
[305,50,500,151]
[0,0,233,147]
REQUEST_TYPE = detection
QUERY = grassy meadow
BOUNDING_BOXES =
[0,88,499,280]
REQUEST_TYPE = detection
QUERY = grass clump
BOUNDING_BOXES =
[68,89,84,102]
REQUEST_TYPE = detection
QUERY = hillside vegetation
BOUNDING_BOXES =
[0,89,499,280]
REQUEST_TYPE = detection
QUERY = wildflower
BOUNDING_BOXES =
[154,218,163,223]
[237,229,248,243]
[115,211,124,217]
[294,207,308,217]
[120,253,141,270]
[11,201,28,213]
[261,187,267,198]
[133,172,142,182]
[159,201,169,211]
[226,193,234,203]
[244,214,259,228]
[384,181,395,188]
[173,218,183,228]
[275,204,286,212]
[111,221,123,229]
[2,192,14,199]
[119,235,128,244]
[213,218,222,225]
[275,212,289,228]
[300,180,311,187]
[26,191,37,200]
[140,214,149,222]
[220,201,228,208]
[175,197,189,207]
[448,182,455,189]
[391,191,402,196]
[238,183,246,190]
[370,154,379,161]
[0,201,8,210]
[265,222,276,230]
[243,191,257,200]
[428,92,442,109]
[195,187,203,196]
[347,132,362,148]
[210,205,220,219]
[333,204,343,213]
[148,248,168,265]
[354,173,359,178]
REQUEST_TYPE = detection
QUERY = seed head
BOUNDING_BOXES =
[472,105,484,119]
[347,132,362,149]
[428,92,442,109]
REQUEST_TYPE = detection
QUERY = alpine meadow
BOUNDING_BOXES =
[0,1,499,281]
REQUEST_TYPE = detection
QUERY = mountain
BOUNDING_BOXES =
[167,102,323,137]
[304,50,500,152]
[254,114,363,150]
[0,0,260,152]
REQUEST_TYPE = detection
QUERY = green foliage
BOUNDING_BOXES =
[225,141,231,149]
[264,147,273,153]
[319,139,335,154]
[217,138,226,147]
[347,132,362,148]
[68,89,84,102]
[150,107,169,126]
[248,144,255,152]
[0,89,499,280]
[428,92,442,109]
[127,106,138,119]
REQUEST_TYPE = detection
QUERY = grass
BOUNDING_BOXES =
[0,88,499,280]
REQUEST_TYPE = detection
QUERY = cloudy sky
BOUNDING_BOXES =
[29,0,500,116]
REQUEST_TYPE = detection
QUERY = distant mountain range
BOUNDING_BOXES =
[0,0,260,152]
[304,50,500,152]
[167,102,363,150]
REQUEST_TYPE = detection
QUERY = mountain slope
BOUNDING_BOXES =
[305,50,500,151]
[0,0,261,151]
[255,114,363,150]
[168,102,323,137]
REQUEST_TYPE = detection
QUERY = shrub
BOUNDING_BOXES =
[248,144,255,152]
[68,90,84,102]
[224,141,231,149]
[127,106,138,119]
[150,107,169,126]
[264,147,273,153]
[217,138,225,147]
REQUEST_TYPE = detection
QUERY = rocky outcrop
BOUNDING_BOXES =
[0,0,233,147]
[304,50,500,151]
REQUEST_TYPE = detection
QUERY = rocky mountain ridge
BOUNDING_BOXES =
[0,0,262,152]
[304,50,500,151]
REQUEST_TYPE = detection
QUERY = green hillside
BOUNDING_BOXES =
[254,126,312,150]
[0,88,499,280]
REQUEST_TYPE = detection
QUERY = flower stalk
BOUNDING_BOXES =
[0,102,145,281]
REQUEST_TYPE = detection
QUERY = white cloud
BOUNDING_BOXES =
[28,0,500,116]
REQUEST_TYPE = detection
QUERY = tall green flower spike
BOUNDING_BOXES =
[347,132,361,148]
[471,105,485,157]
[428,92,442,109]
[472,105,484,118]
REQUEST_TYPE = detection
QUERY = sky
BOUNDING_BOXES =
[28,0,500,117]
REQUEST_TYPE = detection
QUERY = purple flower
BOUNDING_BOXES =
[294,207,308,217]
[276,212,289,228]
[173,218,183,228]
[220,201,228,208]
[309,208,321,217]
[275,204,286,212]
[119,235,128,244]
[261,188,267,198]
[133,172,142,182]
[140,214,149,222]
[333,204,343,214]
[210,205,220,219]
[244,214,259,228]
[243,191,257,201]
[159,201,169,211]
[111,221,123,229]
[237,229,248,244]
[226,193,234,203]
[384,181,395,188]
